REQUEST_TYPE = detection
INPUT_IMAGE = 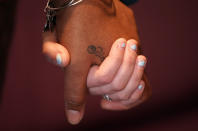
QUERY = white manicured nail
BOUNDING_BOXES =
[121,43,126,48]
[138,60,145,67]
[56,54,62,65]
[138,85,143,90]
[130,44,137,51]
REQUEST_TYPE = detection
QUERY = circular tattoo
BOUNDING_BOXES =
[87,45,97,54]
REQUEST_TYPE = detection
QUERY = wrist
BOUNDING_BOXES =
[53,0,70,7]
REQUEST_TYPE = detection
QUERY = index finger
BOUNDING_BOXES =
[87,38,127,87]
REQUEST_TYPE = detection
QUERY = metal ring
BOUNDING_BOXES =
[103,94,112,101]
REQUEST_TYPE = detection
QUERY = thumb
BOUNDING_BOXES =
[64,60,91,125]
[42,31,70,67]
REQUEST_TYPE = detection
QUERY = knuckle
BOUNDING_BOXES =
[111,82,124,91]
[118,93,130,100]
[110,53,123,63]
[123,56,136,66]
[99,75,112,84]
[126,8,134,17]
[134,77,141,84]
[65,100,83,111]
[129,9,134,16]
[133,74,142,84]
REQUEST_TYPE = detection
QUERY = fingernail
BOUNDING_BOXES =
[67,110,81,125]
[138,60,145,67]
[138,85,143,90]
[130,44,137,51]
[121,43,126,48]
[56,54,62,65]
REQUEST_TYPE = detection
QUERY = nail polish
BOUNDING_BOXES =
[138,60,145,67]
[130,44,137,51]
[56,54,62,65]
[121,43,126,48]
[138,85,143,90]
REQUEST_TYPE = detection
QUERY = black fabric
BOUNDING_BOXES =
[121,0,138,5]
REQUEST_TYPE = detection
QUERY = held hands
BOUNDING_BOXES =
[42,0,151,125]
[43,36,149,124]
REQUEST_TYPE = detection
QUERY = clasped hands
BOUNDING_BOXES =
[42,0,151,125]
[43,34,148,125]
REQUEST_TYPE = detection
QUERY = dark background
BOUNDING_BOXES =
[0,0,198,130]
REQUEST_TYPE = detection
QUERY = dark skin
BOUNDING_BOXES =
[43,0,151,124]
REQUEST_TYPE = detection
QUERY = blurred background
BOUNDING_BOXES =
[0,0,197,130]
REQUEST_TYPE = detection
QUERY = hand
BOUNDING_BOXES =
[43,36,151,121]
[87,38,150,110]
[42,0,151,125]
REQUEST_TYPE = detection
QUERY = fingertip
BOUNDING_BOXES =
[66,104,85,125]
[109,38,127,56]
[127,39,138,44]
[130,80,145,101]
[66,110,82,125]
[137,55,147,63]
[43,42,70,67]
[137,55,147,67]
[114,38,127,49]
[119,81,145,107]
[127,39,138,51]
[56,49,70,67]
[116,38,127,43]
[56,53,62,65]
[138,80,145,90]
